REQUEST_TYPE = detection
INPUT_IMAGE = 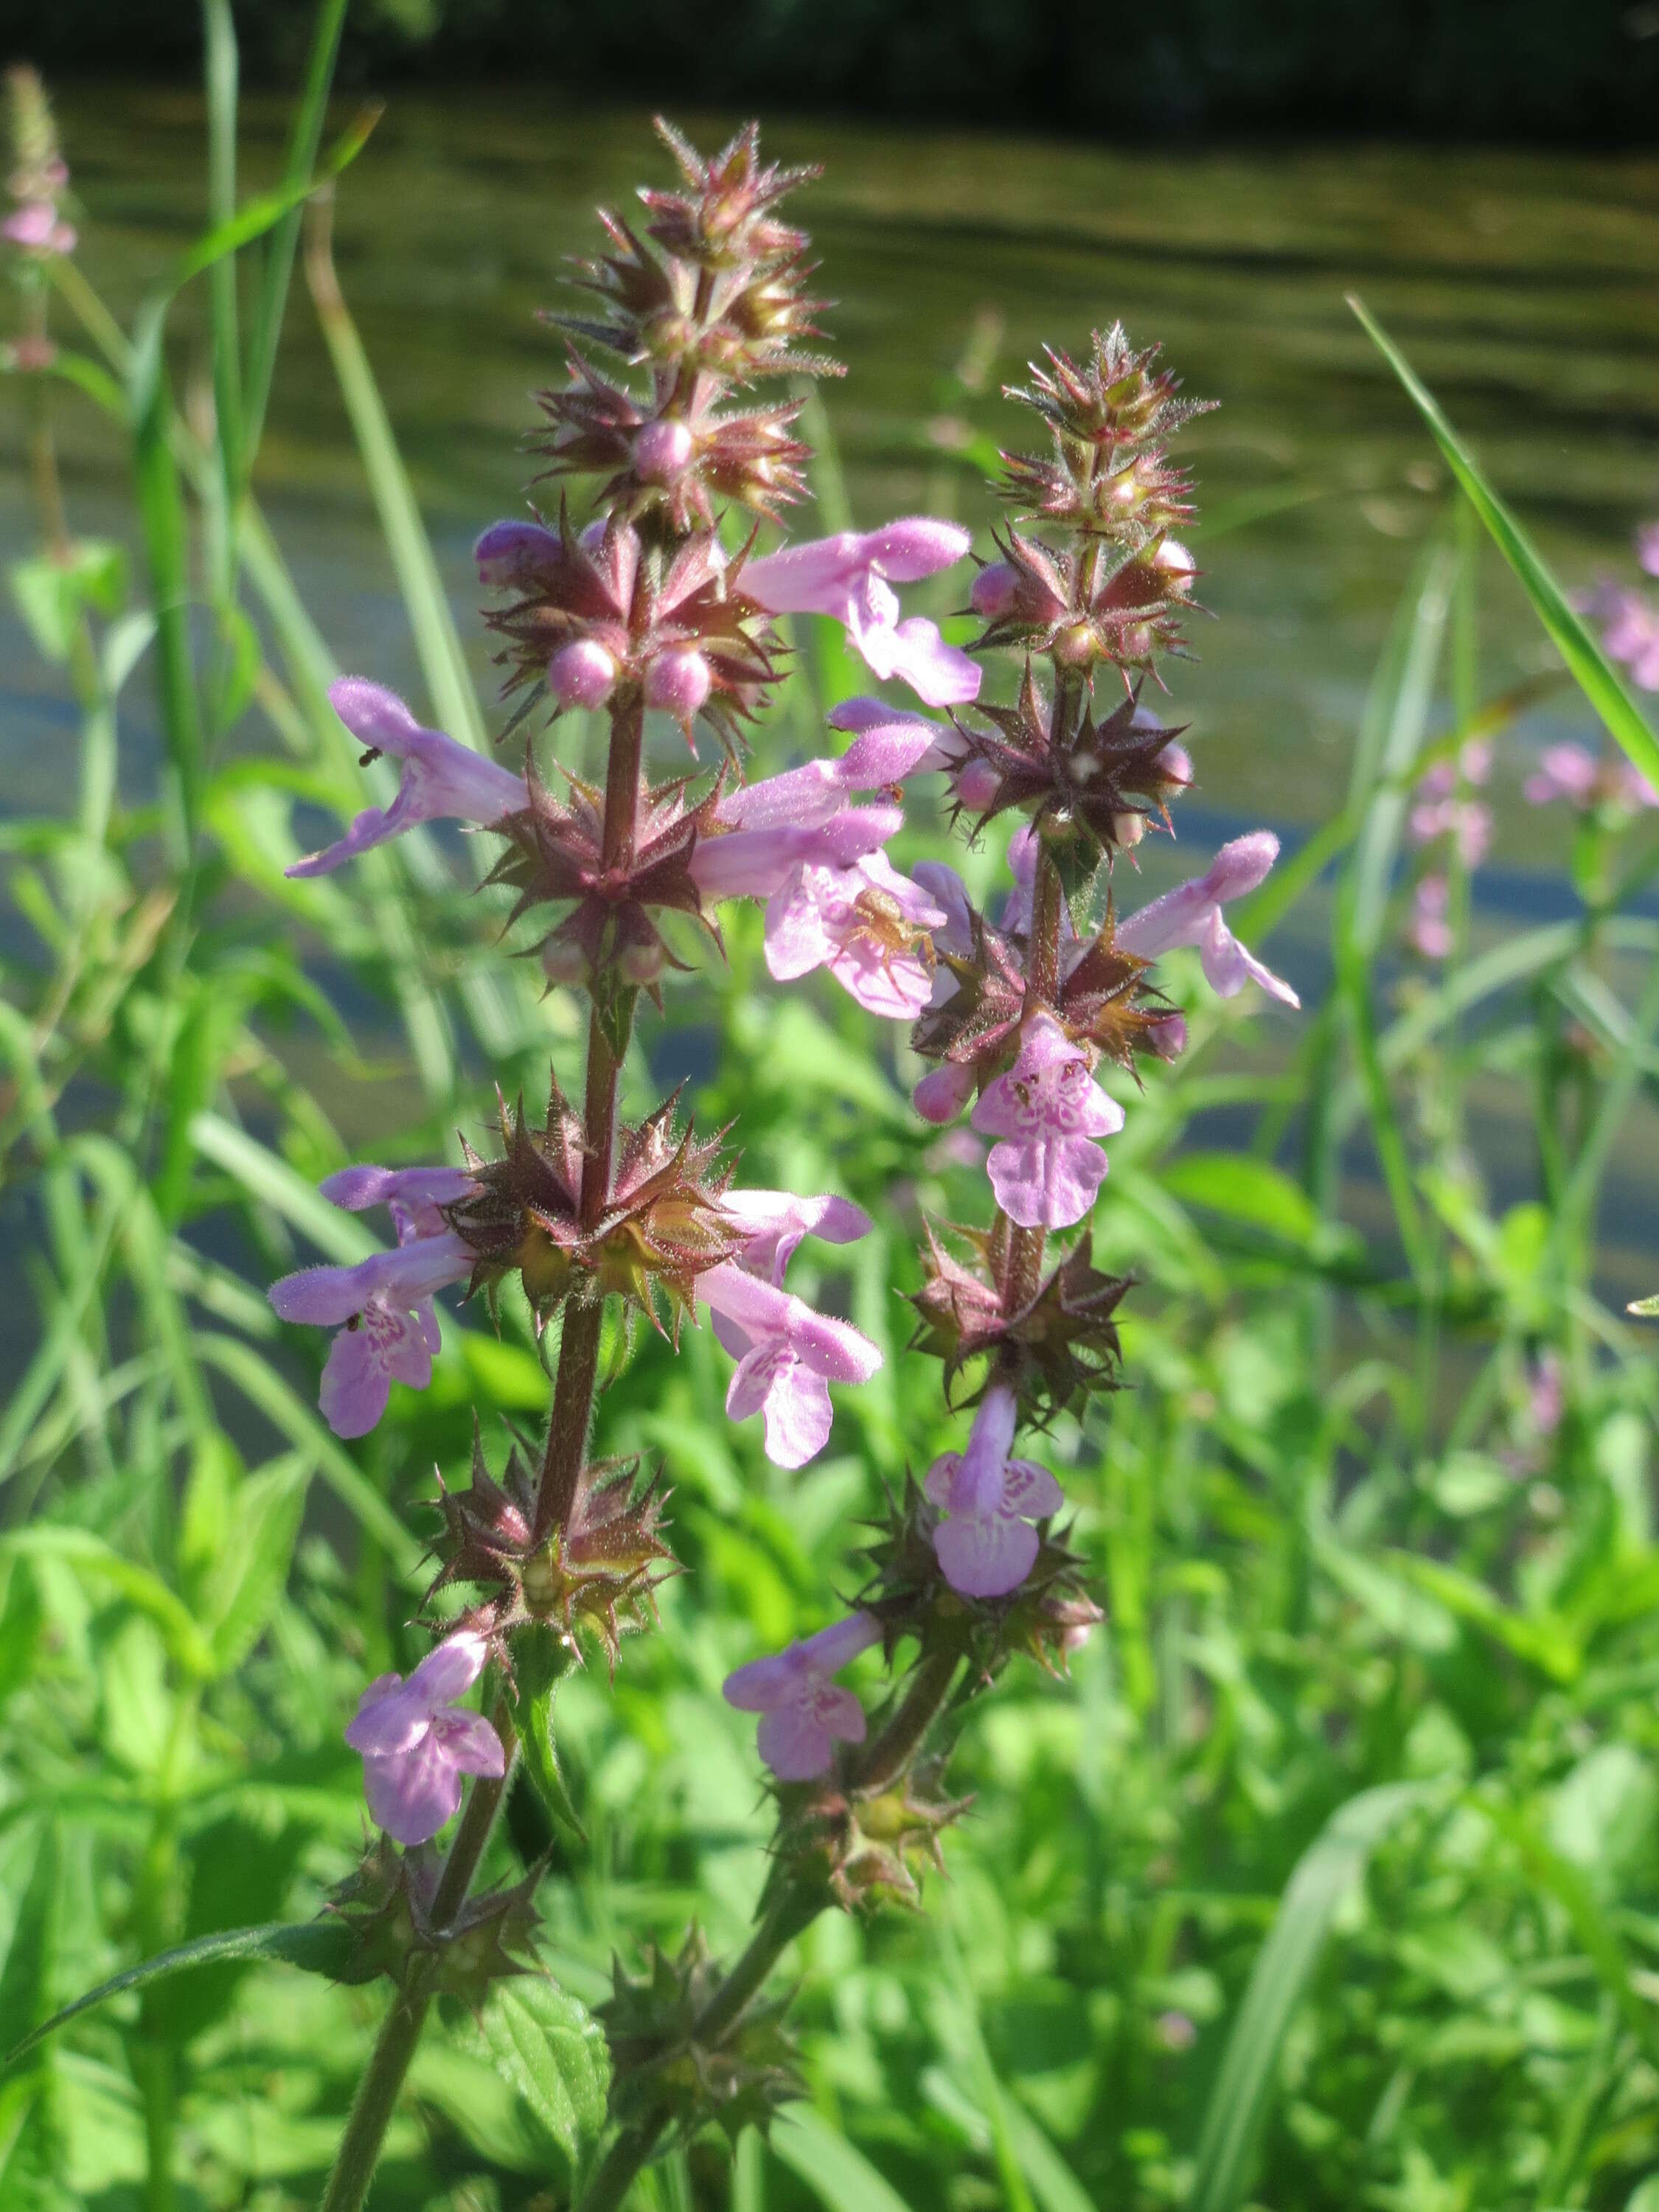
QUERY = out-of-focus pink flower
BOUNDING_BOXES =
[698,1226,883,1470]
[1523,741,1659,813]
[288,680,527,877]
[344,1632,504,1843]
[269,1166,476,1436]
[743,520,981,708]
[1600,588,1659,690]
[971,1014,1124,1229]
[1637,524,1659,580]
[1526,1351,1564,1438]
[1414,737,1492,801]
[1117,833,1299,1006]
[1407,874,1452,960]
[925,1385,1062,1598]
[1408,796,1491,869]
[2,201,74,255]
[723,1612,880,1780]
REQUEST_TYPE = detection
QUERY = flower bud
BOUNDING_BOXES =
[1111,810,1147,849]
[644,647,711,720]
[548,639,618,710]
[914,1063,975,1124]
[633,417,695,484]
[970,562,1020,622]
[952,756,1001,813]
[1144,1012,1188,1061]
[1053,621,1099,667]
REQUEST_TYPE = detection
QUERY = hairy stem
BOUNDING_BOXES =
[318,1985,433,2212]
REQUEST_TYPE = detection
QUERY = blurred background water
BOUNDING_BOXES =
[4,88,1659,1294]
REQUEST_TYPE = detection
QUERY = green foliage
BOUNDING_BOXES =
[7,29,1659,2212]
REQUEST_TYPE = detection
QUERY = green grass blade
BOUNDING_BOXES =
[243,0,350,474]
[1349,293,1659,789]
[1188,1781,1439,2212]
[771,2109,917,2212]
[304,195,489,754]
[3,1920,352,2070]
[201,0,243,498]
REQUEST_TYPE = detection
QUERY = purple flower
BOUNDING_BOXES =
[722,1612,880,1781]
[763,849,947,1020]
[914,1062,977,1124]
[717,1189,872,1284]
[743,520,981,709]
[288,680,527,878]
[1638,524,1659,581]
[924,1386,1062,1599]
[320,1163,479,1240]
[344,1632,505,1844]
[970,1015,1124,1229]
[716,718,942,832]
[698,1254,883,1470]
[1117,833,1299,1006]
[269,1222,473,1439]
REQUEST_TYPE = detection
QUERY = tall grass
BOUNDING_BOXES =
[4,23,1659,2212]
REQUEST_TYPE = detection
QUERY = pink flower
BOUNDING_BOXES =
[344,1632,505,1843]
[1117,833,1299,1006]
[3,201,74,256]
[762,849,947,1020]
[743,519,981,709]
[925,1386,1062,1599]
[717,1189,872,1284]
[971,1014,1124,1228]
[1523,742,1659,813]
[698,1248,882,1470]
[1638,524,1659,580]
[1407,796,1491,869]
[268,1169,476,1436]
[1407,874,1452,960]
[1600,588,1659,690]
[914,1062,977,1124]
[723,1613,880,1781]
[1526,1352,1564,1439]
[288,680,527,877]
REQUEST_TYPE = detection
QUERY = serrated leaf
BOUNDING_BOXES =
[472,1976,609,2176]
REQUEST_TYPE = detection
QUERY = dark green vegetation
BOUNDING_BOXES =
[7,0,1659,142]
[7,45,1659,2212]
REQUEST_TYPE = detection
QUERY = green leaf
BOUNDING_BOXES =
[201,1453,312,1674]
[509,1625,585,1843]
[1159,1152,1319,1247]
[473,1977,610,2177]
[771,2108,917,2212]
[2,1919,352,2070]
[0,1528,215,1680]
[9,542,128,662]
[1188,1781,1439,2212]
[1349,293,1659,792]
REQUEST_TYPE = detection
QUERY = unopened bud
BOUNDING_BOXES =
[633,418,694,484]
[914,1062,975,1124]
[540,935,588,986]
[644,647,711,720]
[1054,621,1098,667]
[952,756,1001,813]
[549,639,618,710]
[1111,810,1147,849]
[1145,1012,1188,1062]
[970,562,1020,622]
[475,519,559,589]
[619,936,667,985]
